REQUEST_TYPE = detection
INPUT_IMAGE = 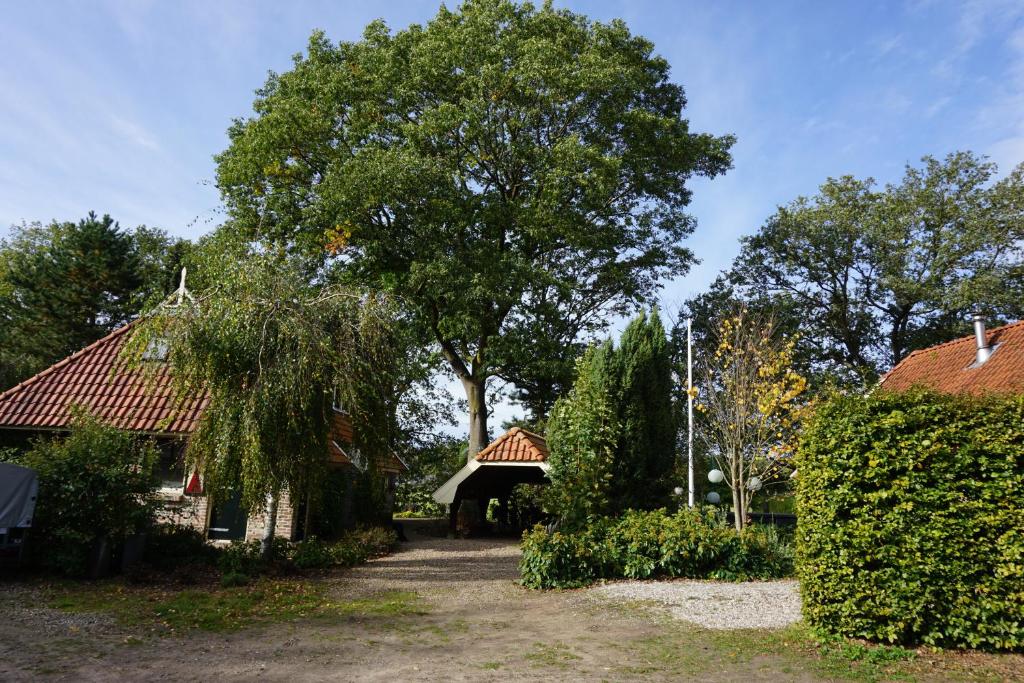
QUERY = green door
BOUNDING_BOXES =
[208,491,247,541]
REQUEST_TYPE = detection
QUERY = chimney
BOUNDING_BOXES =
[972,313,992,365]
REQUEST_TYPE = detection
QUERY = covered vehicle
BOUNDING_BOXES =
[0,462,38,565]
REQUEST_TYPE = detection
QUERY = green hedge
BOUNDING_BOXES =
[218,526,397,577]
[797,390,1024,651]
[519,507,793,589]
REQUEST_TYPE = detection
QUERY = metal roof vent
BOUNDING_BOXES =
[972,313,993,366]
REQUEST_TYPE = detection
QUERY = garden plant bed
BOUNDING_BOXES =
[1,527,1021,682]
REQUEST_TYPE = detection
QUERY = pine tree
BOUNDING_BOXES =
[609,309,676,511]
[0,213,189,389]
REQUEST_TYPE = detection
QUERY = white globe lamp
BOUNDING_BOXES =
[708,469,725,484]
[705,491,721,504]
[747,476,763,492]
[673,486,684,496]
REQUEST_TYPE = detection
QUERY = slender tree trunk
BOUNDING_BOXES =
[261,491,280,561]
[463,376,489,461]
[730,454,743,532]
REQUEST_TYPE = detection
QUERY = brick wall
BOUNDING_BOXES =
[155,490,209,532]
[244,490,298,541]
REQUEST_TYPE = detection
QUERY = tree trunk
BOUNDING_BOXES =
[261,491,280,561]
[730,455,743,532]
[462,376,489,461]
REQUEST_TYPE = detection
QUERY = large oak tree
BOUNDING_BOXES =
[215,0,733,457]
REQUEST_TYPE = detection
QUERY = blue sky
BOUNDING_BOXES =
[2,1,1023,422]
[2,0,1022,302]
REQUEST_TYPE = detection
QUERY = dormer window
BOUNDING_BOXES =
[142,338,170,362]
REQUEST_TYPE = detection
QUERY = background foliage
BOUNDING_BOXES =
[797,390,1024,650]
[681,152,1024,387]
[0,212,189,391]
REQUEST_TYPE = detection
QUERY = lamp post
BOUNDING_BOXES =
[687,318,694,508]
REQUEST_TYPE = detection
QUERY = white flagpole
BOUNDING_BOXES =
[687,318,695,508]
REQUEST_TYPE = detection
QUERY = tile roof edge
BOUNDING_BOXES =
[909,319,1024,355]
[0,319,141,406]
[880,318,1024,379]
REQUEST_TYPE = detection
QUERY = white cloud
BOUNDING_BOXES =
[110,116,161,151]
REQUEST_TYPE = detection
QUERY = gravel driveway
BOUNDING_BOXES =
[4,526,1016,682]
[590,579,802,630]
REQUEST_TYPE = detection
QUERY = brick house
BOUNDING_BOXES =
[0,320,405,542]
[879,315,1024,395]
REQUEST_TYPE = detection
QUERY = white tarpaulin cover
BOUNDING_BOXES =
[0,462,38,530]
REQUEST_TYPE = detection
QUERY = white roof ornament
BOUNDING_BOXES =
[160,267,195,310]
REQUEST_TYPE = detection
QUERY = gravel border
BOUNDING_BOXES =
[590,579,801,630]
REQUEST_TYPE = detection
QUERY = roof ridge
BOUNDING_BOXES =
[915,318,1024,354]
[884,318,1024,380]
[0,319,140,406]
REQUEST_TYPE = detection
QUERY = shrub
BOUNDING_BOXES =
[220,571,251,588]
[143,524,220,571]
[217,539,287,576]
[223,527,398,574]
[2,413,158,575]
[797,390,1024,651]
[520,507,793,589]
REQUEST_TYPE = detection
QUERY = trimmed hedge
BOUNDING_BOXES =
[519,507,793,589]
[797,390,1024,651]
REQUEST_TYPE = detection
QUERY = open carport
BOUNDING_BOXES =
[432,427,549,532]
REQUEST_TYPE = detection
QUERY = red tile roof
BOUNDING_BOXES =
[0,322,206,434]
[475,427,549,463]
[879,320,1024,395]
[0,322,406,474]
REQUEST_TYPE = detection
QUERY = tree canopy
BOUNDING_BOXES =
[0,212,190,389]
[694,152,1024,385]
[214,0,733,455]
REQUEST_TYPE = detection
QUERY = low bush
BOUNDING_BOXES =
[220,527,398,574]
[519,507,793,589]
[217,537,290,575]
[798,390,1024,651]
[2,413,158,576]
[143,524,220,571]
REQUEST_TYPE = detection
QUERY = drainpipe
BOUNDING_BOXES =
[972,313,992,365]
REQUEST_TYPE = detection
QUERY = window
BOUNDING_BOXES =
[332,386,346,413]
[142,338,170,362]
[156,443,186,490]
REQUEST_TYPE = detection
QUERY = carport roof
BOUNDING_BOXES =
[475,427,548,463]
[432,428,549,505]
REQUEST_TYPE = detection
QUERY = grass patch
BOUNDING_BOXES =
[329,590,427,619]
[598,599,1012,683]
[46,582,428,635]
[48,579,328,633]
[524,641,582,669]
